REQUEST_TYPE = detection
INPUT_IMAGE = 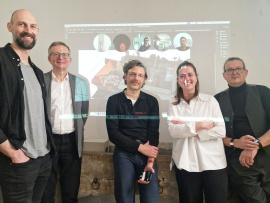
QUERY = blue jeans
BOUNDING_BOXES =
[0,152,52,203]
[113,146,159,203]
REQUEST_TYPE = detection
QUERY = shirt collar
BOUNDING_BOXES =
[119,88,147,102]
[4,43,35,67]
[52,71,69,82]
[180,93,207,103]
[228,82,247,93]
[197,93,208,102]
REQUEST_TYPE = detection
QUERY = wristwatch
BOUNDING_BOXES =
[254,139,263,149]
[230,138,235,148]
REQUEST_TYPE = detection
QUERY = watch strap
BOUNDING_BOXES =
[230,138,235,148]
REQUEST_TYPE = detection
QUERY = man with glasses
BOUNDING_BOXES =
[215,57,270,203]
[41,41,89,203]
[138,37,150,52]
[106,60,160,203]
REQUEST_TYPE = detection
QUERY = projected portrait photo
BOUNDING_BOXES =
[174,33,193,51]
[153,33,172,52]
[113,34,131,52]
[93,34,111,52]
[133,34,151,52]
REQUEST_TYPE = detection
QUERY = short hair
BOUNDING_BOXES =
[180,37,187,41]
[122,60,148,85]
[144,37,149,41]
[48,41,70,57]
[223,57,246,72]
[173,61,199,105]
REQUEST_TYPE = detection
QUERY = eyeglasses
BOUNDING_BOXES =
[50,52,70,59]
[224,67,245,75]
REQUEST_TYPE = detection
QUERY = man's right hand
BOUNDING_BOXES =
[138,141,159,158]
[11,149,30,164]
[0,140,29,163]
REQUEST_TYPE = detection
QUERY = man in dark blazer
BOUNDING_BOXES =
[41,41,89,203]
[215,57,270,203]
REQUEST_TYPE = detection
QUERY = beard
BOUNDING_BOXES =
[13,32,37,50]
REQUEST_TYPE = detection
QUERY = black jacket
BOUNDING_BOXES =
[215,84,270,155]
[106,89,159,153]
[0,43,56,156]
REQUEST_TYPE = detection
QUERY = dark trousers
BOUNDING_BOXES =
[41,132,82,203]
[175,168,228,203]
[0,152,52,203]
[113,146,159,203]
[227,150,270,203]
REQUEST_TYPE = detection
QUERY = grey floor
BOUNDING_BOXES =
[78,195,178,203]
[0,190,178,203]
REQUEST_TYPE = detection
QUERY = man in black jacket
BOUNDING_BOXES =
[138,37,150,52]
[0,9,56,203]
[106,60,160,203]
[215,57,270,203]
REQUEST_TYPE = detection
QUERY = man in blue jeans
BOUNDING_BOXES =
[106,60,160,203]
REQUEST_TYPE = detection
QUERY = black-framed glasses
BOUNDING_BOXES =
[224,67,245,75]
[50,52,70,59]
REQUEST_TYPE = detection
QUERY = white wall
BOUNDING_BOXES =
[1,0,270,143]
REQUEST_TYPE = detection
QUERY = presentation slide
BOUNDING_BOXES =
[65,21,230,115]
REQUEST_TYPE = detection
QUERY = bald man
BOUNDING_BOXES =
[0,9,56,203]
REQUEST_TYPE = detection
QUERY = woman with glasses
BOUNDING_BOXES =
[167,61,227,203]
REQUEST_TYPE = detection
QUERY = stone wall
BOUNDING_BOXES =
[78,153,178,199]
[55,142,178,202]
[0,141,238,203]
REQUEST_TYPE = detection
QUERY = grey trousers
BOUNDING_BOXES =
[227,149,270,203]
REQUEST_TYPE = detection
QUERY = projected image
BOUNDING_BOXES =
[173,33,192,60]
[113,34,131,52]
[133,34,151,52]
[79,50,179,100]
[66,21,230,101]
[93,34,111,52]
[91,59,123,92]
[153,33,172,52]
[174,33,193,51]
